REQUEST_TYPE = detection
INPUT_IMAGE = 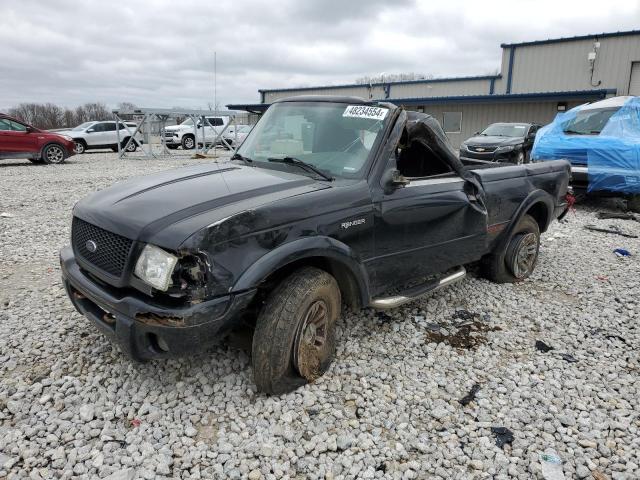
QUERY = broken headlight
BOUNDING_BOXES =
[134,244,178,291]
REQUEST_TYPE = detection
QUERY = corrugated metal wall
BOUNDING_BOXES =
[509,36,640,95]
[411,100,584,148]
[390,78,492,98]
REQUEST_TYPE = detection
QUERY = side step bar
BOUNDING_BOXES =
[370,266,466,310]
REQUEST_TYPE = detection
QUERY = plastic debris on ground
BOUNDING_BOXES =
[535,340,554,353]
[458,384,481,406]
[539,449,566,480]
[0,212,15,218]
[559,353,578,363]
[613,248,632,257]
[583,225,638,238]
[490,427,514,449]
[597,211,638,222]
[532,96,640,195]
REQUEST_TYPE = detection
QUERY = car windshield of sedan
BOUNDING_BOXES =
[481,124,528,137]
[73,122,94,131]
[562,108,619,135]
[236,102,389,179]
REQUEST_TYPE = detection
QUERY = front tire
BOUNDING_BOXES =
[122,138,137,152]
[41,144,66,164]
[181,135,195,150]
[74,140,86,154]
[515,150,525,165]
[481,214,540,283]
[252,267,341,394]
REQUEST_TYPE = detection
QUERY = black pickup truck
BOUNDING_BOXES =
[61,96,570,393]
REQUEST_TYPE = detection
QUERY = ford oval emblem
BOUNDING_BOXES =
[86,240,98,253]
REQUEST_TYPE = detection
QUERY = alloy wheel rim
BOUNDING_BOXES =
[126,142,136,151]
[512,232,537,278]
[47,146,64,163]
[293,300,329,379]
[75,143,84,154]
[184,137,194,148]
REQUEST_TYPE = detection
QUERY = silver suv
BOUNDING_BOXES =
[61,121,142,154]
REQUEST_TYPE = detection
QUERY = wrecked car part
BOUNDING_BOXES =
[584,224,638,238]
[539,449,566,480]
[425,320,501,350]
[559,353,578,363]
[371,266,466,310]
[134,312,185,327]
[596,211,638,222]
[491,427,514,449]
[613,248,632,257]
[458,383,481,406]
[535,340,554,353]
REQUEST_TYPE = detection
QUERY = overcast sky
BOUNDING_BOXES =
[1,0,638,111]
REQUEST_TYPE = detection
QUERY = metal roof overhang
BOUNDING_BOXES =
[227,89,616,112]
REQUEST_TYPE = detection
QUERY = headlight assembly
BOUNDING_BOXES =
[495,144,518,153]
[134,244,178,291]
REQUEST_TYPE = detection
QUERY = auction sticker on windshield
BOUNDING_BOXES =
[343,105,388,121]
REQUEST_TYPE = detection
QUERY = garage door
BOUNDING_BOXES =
[630,62,640,96]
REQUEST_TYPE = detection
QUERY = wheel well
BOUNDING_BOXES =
[257,256,363,310]
[525,201,549,232]
[73,138,86,145]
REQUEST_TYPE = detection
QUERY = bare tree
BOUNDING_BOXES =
[355,72,434,84]
[9,101,111,129]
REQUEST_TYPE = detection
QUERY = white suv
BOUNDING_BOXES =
[62,121,142,154]
[162,116,230,150]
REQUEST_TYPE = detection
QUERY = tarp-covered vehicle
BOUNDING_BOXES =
[61,96,571,393]
[531,96,640,211]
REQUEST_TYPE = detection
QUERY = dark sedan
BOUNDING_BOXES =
[460,122,540,164]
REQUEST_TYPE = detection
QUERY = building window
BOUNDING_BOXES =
[442,112,462,133]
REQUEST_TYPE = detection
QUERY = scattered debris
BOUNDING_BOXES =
[413,315,425,322]
[0,212,15,218]
[458,384,481,406]
[452,309,479,321]
[490,427,514,449]
[597,211,638,222]
[584,224,638,238]
[535,340,554,353]
[425,320,500,349]
[613,248,631,257]
[559,353,578,363]
[539,449,565,480]
[595,275,609,281]
[129,418,141,428]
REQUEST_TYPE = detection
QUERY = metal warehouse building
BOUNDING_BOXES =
[228,30,640,148]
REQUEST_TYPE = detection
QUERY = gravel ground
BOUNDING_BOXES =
[1,152,639,480]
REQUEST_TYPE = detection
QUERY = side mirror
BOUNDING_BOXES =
[25,126,35,133]
[87,128,95,133]
[382,168,410,193]
[474,131,480,135]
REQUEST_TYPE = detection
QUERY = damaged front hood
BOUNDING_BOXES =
[73,163,328,249]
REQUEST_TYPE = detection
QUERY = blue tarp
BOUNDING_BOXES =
[532,97,640,194]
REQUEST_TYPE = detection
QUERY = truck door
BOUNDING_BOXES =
[370,148,487,294]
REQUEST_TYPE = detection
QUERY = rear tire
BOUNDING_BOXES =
[41,144,66,164]
[481,214,540,283]
[122,138,137,152]
[181,135,195,150]
[252,267,341,394]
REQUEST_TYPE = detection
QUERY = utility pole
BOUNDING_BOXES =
[214,51,217,112]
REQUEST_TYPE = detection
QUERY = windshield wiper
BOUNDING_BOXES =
[564,129,586,135]
[267,157,333,181]
[231,152,253,164]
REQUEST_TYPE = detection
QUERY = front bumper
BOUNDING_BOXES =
[460,148,521,163]
[60,246,256,361]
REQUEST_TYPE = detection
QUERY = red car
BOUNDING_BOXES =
[0,113,76,164]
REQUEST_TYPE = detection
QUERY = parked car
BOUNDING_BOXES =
[58,121,142,154]
[460,122,540,164]
[0,113,76,164]
[531,96,640,210]
[60,96,570,394]
[162,116,230,150]
[223,124,253,148]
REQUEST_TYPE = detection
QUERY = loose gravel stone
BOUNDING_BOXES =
[1,153,639,479]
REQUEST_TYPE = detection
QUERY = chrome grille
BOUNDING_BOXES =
[468,145,497,153]
[72,217,133,277]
